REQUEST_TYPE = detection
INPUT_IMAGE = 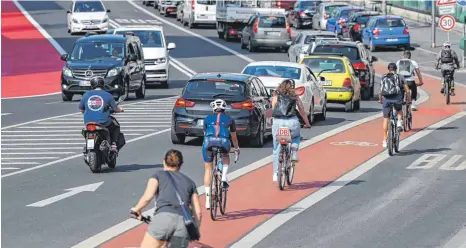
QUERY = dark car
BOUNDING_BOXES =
[60,32,146,101]
[142,1,155,6]
[171,73,273,147]
[346,11,380,42]
[310,40,378,100]
[288,0,322,29]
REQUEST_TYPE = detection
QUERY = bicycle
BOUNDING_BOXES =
[402,101,412,132]
[442,70,453,105]
[276,127,295,190]
[210,147,238,221]
[386,103,401,156]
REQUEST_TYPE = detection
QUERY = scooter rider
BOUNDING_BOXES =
[436,41,460,96]
[79,77,123,152]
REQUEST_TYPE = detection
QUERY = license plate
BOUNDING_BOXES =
[85,25,97,29]
[198,15,208,19]
[197,119,204,126]
[386,38,398,42]
[267,32,280,36]
[87,139,95,148]
[321,80,332,86]
[303,21,311,25]
[79,81,91,86]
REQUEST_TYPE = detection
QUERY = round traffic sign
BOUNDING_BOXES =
[439,15,456,31]
[457,0,466,6]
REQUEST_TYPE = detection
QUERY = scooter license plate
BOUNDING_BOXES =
[87,139,95,149]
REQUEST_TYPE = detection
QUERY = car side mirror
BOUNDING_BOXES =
[167,42,176,50]
[319,76,326,82]
[60,54,69,61]
[66,10,71,14]
[128,54,137,61]
[106,9,111,13]
[371,56,378,63]
[286,41,292,46]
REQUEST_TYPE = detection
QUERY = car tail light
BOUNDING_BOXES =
[403,27,409,34]
[286,20,291,35]
[299,11,305,17]
[191,0,195,10]
[228,29,237,35]
[324,13,328,20]
[353,23,360,32]
[373,28,380,36]
[352,62,366,70]
[174,98,195,108]
[295,86,305,96]
[253,19,259,33]
[277,0,281,8]
[343,78,352,88]
[338,18,345,25]
[360,80,366,85]
[87,124,96,132]
[231,100,254,110]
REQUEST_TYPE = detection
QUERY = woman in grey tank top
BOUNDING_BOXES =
[131,149,202,248]
[271,79,311,182]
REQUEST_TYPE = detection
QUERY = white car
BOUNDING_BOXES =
[287,30,338,63]
[67,0,110,35]
[241,61,327,124]
[109,25,176,88]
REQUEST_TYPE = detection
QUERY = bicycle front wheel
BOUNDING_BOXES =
[446,81,451,105]
[286,159,295,186]
[219,180,227,215]
[278,146,286,190]
[209,169,219,220]
[403,105,409,132]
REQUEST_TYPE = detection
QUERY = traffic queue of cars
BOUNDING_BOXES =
[60,0,411,147]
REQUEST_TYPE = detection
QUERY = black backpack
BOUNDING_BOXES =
[441,49,454,63]
[381,73,401,97]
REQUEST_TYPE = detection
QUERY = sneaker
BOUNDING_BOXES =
[397,120,403,132]
[222,181,229,189]
[291,151,299,162]
[382,140,387,148]
[441,87,445,94]
[273,174,278,182]
[111,142,118,152]
[205,194,211,209]
[451,90,456,96]
[411,102,417,111]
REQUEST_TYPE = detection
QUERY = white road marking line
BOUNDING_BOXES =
[2,147,82,150]
[71,88,430,248]
[1,157,59,160]
[17,125,169,129]
[120,109,173,112]
[442,224,466,248]
[2,138,83,141]
[2,162,40,165]
[2,130,155,133]
[0,133,143,137]
[2,152,76,155]
[1,167,20,170]
[415,47,437,55]
[2,129,171,178]
[1,113,13,116]
[2,143,83,146]
[44,101,66,104]
[230,111,466,248]
[36,121,170,124]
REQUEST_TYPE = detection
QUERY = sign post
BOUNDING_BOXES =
[435,0,457,47]
[439,14,456,42]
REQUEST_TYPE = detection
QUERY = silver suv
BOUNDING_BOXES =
[240,14,292,52]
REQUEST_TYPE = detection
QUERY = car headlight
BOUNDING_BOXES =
[107,68,120,77]
[63,68,72,77]
[72,18,79,24]
[156,57,167,63]
[102,17,108,23]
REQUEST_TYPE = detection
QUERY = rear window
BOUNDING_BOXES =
[243,66,301,80]
[313,45,360,61]
[302,58,346,74]
[304,34,337,44]
[325,5,346,13]
[183,80,246,99]
[354,15,372,24]
[197,0,216,5]
[376,18,406,28]
[258,16,286,28]
[299,0,322,10]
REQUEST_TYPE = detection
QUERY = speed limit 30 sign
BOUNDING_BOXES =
[439,15,456,31]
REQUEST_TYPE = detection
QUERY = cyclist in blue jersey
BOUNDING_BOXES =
[202,99,240,210]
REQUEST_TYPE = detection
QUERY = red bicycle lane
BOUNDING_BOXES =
[1,1,63,98]
[98,63,466,248]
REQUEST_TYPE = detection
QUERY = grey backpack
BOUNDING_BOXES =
[398,59,414,77]
[381,73,401,97]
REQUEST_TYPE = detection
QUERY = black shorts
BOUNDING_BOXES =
[382,98,402,118]
[406,80,417,101]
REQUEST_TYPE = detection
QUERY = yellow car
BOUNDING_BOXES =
[299,54,361,112]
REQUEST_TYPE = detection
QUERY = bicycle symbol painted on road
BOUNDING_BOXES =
[330,141,378,147]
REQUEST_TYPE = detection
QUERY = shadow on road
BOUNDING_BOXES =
[102,163,163,173]
[283,179,365,191]
[215,208,297,221]
[314,117,346,126]
[410,126,458,132]
[396,147,451,156]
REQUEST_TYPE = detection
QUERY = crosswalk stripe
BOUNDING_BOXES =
[36,121,170,124]
[2,152,76,155]
[2,143,83,146]
[2,147,82,150]
[2,162,40,165]
[1,167,20,170]
[2,130,156,133]
[1,157,59,160]
[2,138,83,141]
[17,125,169,129]
[0,133,143,137]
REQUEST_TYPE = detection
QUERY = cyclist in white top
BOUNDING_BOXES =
[396,51,424,110]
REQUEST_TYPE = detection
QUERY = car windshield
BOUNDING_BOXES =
[114,30,164,48]
[70,42,125,61]
[299,1,322,10]
[197,0,216,5]
[258,16,286,28]
[314,45,360,61]
[304,34,337,44]
[183,80,246,99]
[376,18,406,27]
[74,1,105,12]
[340,9,358,18]
[353,15,373,24]
[302,58,346,74]
[243,66,301,80]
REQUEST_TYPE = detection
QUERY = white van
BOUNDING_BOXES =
[181,0,216,29]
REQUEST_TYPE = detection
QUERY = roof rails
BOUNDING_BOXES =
[311,52,345,57]
[85,31,99,37]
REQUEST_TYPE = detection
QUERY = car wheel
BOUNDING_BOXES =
[250,119,265,147]
[240,38,247,49]
[361,87,371,100]
[171,122,185,144]
[345,99,354,112]
[188,16,195,29]
[119,82,129,102]
[160,80,169,89]
[223,27,230,41]
[248,39,256,52]
[308,102,314,125]
[316,101,327,121]
[62,92,73,101]
[354,99,361,111]
[135,79,146,99]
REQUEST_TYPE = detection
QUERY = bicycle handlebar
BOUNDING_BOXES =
[229,151,239,163]
[130,210,151,224]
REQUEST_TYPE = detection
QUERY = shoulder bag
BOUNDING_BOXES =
[165,171,201,241]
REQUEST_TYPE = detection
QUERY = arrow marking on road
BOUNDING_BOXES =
[26,182,104,207]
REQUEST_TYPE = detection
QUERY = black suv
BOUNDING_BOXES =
[310,40,378,100]
[171,73,272,147]
[60,32,146,101]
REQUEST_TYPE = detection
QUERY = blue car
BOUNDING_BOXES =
[325,6,364,35]
[361,15,410,52]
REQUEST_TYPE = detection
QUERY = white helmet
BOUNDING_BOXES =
[443,41,451,47]
[210,99,226,111]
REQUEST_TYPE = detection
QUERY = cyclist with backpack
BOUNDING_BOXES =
[379,63,411,148]
[396,51,424,111]
[436,41,460,96]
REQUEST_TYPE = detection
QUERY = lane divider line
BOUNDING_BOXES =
[71,87,430,248]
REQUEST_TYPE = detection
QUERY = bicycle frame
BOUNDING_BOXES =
[387,104,401,156]
[276,127,295,190]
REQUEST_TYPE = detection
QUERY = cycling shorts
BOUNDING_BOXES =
[202,136,231,163]
[382,98,402,118]
[406,80,417,101]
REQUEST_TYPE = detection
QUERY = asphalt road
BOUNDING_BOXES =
[256,115,466,248]
[1,1,464,248]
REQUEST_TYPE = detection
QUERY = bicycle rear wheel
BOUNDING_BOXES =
[286,160,295,186]
[394,129,400,153]
[403,105,409,132]
[408,111,412,130]
[387,122,394,156]
[278,146,286,190]
[446,81,451,105]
